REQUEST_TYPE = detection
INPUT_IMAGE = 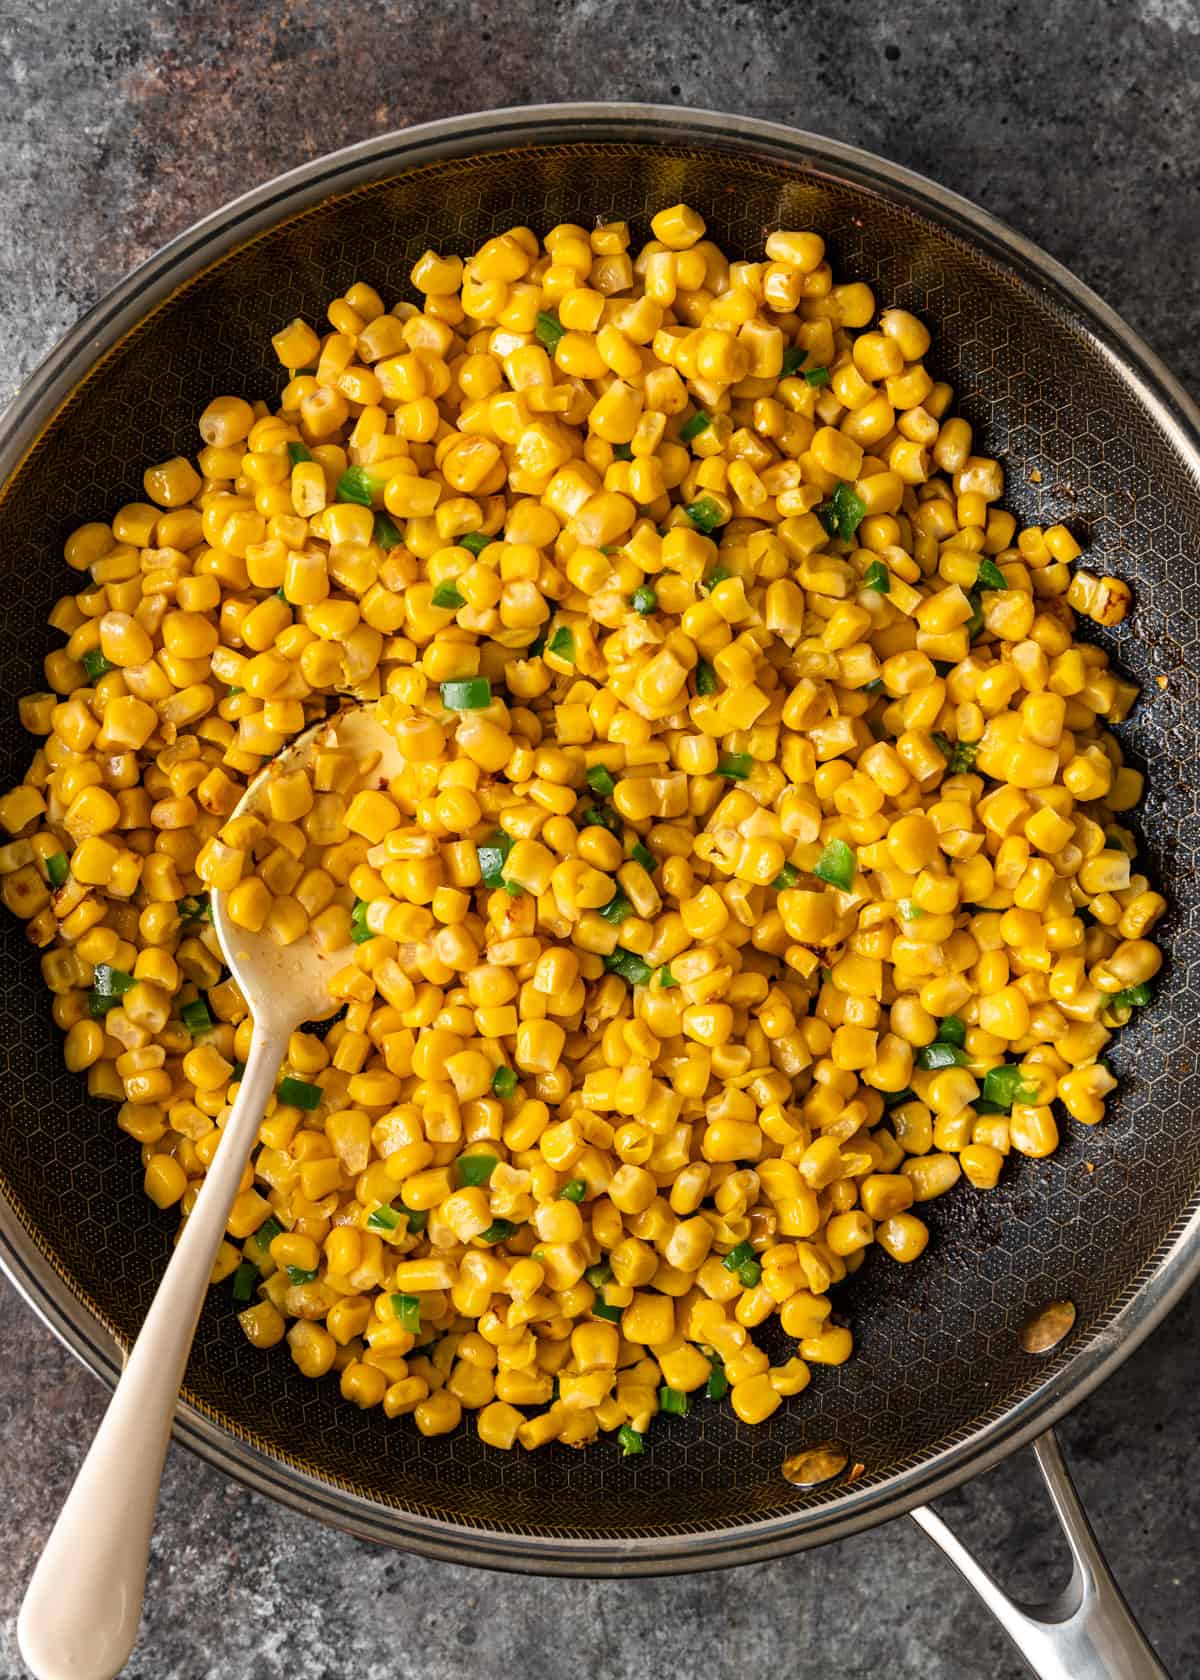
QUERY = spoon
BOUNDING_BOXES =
[18,702,398,1680]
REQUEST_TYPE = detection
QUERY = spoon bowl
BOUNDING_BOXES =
[212,704,402,1036]
[19,700,397,1680]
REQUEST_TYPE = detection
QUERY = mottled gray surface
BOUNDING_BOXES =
[0,2,1198,1676]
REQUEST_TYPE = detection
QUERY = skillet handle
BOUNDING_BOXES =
[911,1429,1168,1680]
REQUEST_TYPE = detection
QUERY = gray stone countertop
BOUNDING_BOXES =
[0,3,1197,1676]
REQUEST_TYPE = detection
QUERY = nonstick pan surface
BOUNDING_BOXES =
[1,106,1198,1575]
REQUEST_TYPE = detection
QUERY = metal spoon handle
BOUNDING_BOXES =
[17,1026,289,1680]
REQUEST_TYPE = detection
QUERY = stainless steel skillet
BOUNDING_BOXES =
[0,104,1197,1679]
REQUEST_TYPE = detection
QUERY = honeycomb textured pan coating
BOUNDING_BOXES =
[1,131,1199,1559]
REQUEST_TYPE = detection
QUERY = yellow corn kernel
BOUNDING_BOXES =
[876,1212,929,1263]
[902,1153,962,1201]
[650,204,706,250]
[238,1300,286,1349]
[621,1291,675,1346]
[730,1371,782,1424]
[144,1153,188,1209]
